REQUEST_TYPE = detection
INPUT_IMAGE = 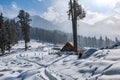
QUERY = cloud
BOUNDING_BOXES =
[42,7,59,21]
[80,0,120,11]
[106,20,115,25]
[82,11,109,25]
[11,2,20,11]
[114,2,120,14]
[42,0,118,25]
[0,5,3,13]
[1,1,39,18]
[37,0,43,2]
[92,0,119,8]
[4,2,21,18]
[42,0,68,23]
[52,0,69,23]
[1,2,20,18]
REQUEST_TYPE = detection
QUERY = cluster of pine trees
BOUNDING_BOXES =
[78,36,117,49]
[0,13,18,54]
[30,27,68,44]
[0,10,31,55]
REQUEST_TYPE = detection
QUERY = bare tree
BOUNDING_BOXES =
[67,0,86,52]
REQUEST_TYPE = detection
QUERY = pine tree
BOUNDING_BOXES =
[11,20,18,45]
[16,22,22,41]
[68,0,85,52]
[115,37,119,43]
[93,37,97,48]
[4,20,11,52]
[0,13,7,54]
[99,36,103,49]
[105,36,110,48]
[17,10,31,51]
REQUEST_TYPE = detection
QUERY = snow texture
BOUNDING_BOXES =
[0,40,120,80]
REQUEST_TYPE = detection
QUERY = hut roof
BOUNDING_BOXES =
[61,42,74,51]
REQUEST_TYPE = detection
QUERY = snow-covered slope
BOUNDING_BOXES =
[30,15,58,30]
[0,41,120,80]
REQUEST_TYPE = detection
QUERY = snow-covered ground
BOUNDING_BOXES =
[0,40,120,80]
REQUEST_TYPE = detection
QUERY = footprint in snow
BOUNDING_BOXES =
[0,74,4,77]
[0,69,12,72]
[17,70,23,73]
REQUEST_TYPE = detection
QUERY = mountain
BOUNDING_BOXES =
[3,15,59,31]
[30,15,58,30]
[30,15,92,34]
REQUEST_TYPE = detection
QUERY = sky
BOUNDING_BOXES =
[0,0,120,40]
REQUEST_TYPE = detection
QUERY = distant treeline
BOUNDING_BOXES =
[30,27,68,44]
[30,27,118,49]
[78,36,116,49]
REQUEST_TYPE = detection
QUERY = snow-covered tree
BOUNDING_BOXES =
[68,0,86,52]
[18,10,31,51]
[99,36,104,48]
[115,37,119,43]
[0,13,7,54]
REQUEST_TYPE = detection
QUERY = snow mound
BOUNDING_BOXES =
[109,42,120,49]
[81,49,97,58]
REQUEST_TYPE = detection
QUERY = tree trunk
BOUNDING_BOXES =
[25,42,28,51]
[73,0,77,52]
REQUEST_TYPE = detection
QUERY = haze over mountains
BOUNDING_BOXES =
[30,15,58,30]
[3,13,120,40]
[30,14,120,40]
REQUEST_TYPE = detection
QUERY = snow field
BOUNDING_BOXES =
[0,41,120,80]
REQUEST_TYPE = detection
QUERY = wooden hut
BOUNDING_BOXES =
[61,42,74,51]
